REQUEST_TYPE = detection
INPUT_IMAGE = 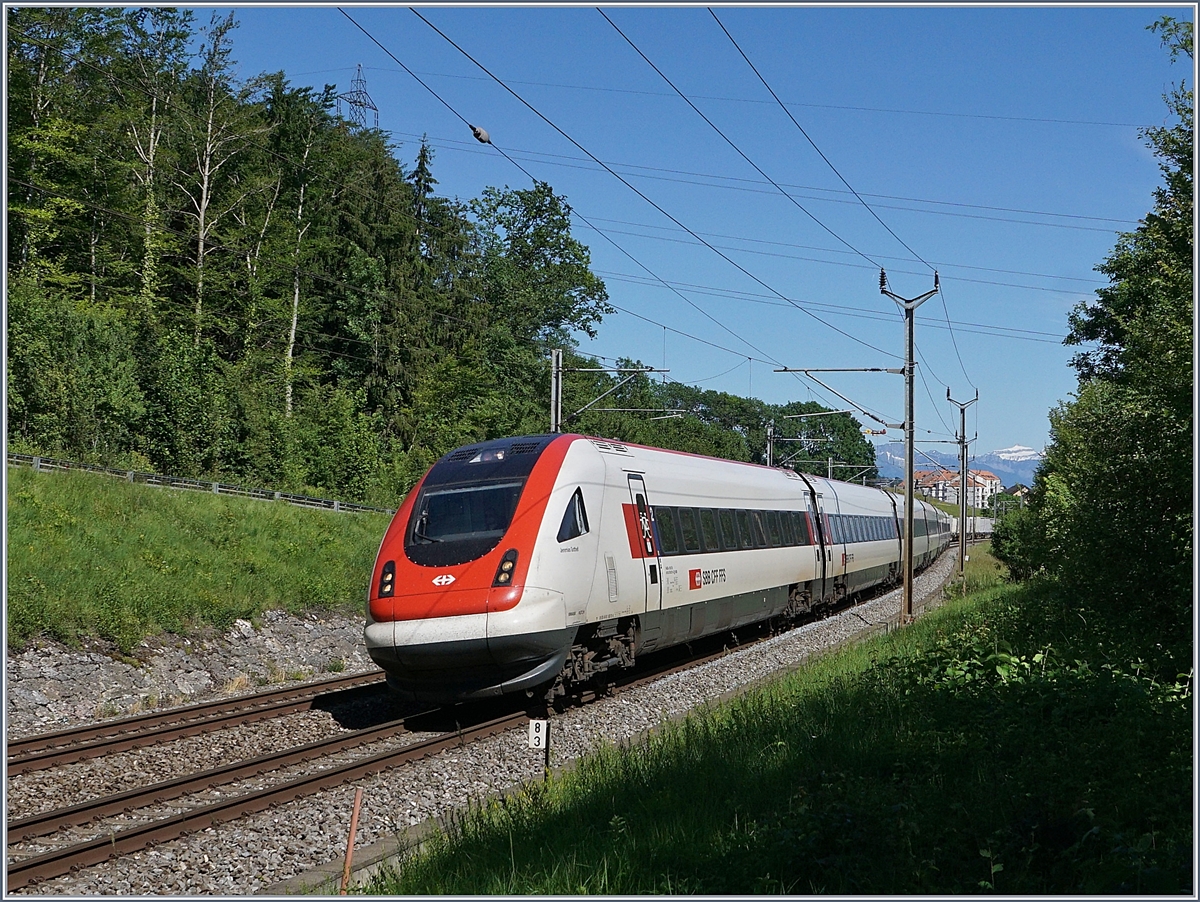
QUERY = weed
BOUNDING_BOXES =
[222,674,251,694]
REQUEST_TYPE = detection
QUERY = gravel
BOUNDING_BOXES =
[7,553,956,895]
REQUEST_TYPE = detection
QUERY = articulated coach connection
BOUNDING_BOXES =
[365,434,951,703]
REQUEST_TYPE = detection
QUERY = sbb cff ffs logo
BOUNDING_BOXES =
[689,568,727,590]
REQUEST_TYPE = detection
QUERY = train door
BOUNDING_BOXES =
[626,474,662,613]
[794,472,828,602]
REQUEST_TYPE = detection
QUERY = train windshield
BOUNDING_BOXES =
[406,480,525,567]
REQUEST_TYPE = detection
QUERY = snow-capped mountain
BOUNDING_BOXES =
[873,442,1044,488]
[990,445,1043,464]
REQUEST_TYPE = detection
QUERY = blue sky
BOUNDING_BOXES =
[213,4,1188,454]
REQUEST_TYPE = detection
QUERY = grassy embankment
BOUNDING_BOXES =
[6,466,390,653]
[370,545,1192,895]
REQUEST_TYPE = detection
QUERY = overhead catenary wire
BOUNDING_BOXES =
[339,8,895,420]
[386,128,1139,232]
[600,8,882,270]
[709,10,977,390]
[573,220,1100,296]
[368,66,1154,130]
[338,7,801,371]
[404,7,903,363]
[597,270,1069,344]
[709,8,931,272]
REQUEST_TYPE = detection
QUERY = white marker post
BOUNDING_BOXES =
[528,718,551,779]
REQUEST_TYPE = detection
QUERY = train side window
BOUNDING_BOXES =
[792,511,810,545]
[678,507,701,553]
[750,511,768,547]
[654,507,681,555]
[699,509,720,552]
[718,509,739,550]
[857,516,866,543]
[780,510,796,545]
[556,487,589,543]
[735,510,754,549]
[765,510,782,547]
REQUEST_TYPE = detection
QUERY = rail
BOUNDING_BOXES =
[6,453,396,516]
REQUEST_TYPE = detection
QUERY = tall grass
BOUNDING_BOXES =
[370,580,1192,895]
[6,467,390,651]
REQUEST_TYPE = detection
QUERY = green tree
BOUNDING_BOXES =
[472,182,612,348]
[995,19,1192,625]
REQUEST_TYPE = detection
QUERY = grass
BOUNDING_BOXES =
[6,466,391,652]
[368,560,1192,895]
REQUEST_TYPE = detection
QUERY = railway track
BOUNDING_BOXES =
[5,623,785,892]
[7,670,386,775]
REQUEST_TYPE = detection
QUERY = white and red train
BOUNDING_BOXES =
[365,434,951,703]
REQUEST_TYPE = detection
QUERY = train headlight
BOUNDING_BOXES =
[493,549,519,587]
[378,560,396,598]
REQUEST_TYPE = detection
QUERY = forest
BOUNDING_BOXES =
[6,8,876,506]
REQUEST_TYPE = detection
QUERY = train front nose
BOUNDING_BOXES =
[365,587,574,703]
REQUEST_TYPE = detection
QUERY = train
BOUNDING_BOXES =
[365,433,951,704]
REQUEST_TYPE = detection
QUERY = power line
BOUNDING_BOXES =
[710,7,974,388]
[405,7,902,363]
[600,8,881,268]
[340,7,901,422]
[337,8,796,376]
[709,8,931,271]
[370,66,1154,130]
[937,283,978,390]
[594,270,1069,344]
[387,128,1141,230]
[572,220,1099,296]
[577,214,1105,285]
[337,8,874,422]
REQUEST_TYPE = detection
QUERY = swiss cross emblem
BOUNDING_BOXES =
[689,569,702,590]
[432,574,456,586]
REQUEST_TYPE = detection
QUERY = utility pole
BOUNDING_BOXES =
[766,419,774,467]
[550,348,667,433]
[880,270,939,624]
[947,387,978,586]
[550,348,564,433]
